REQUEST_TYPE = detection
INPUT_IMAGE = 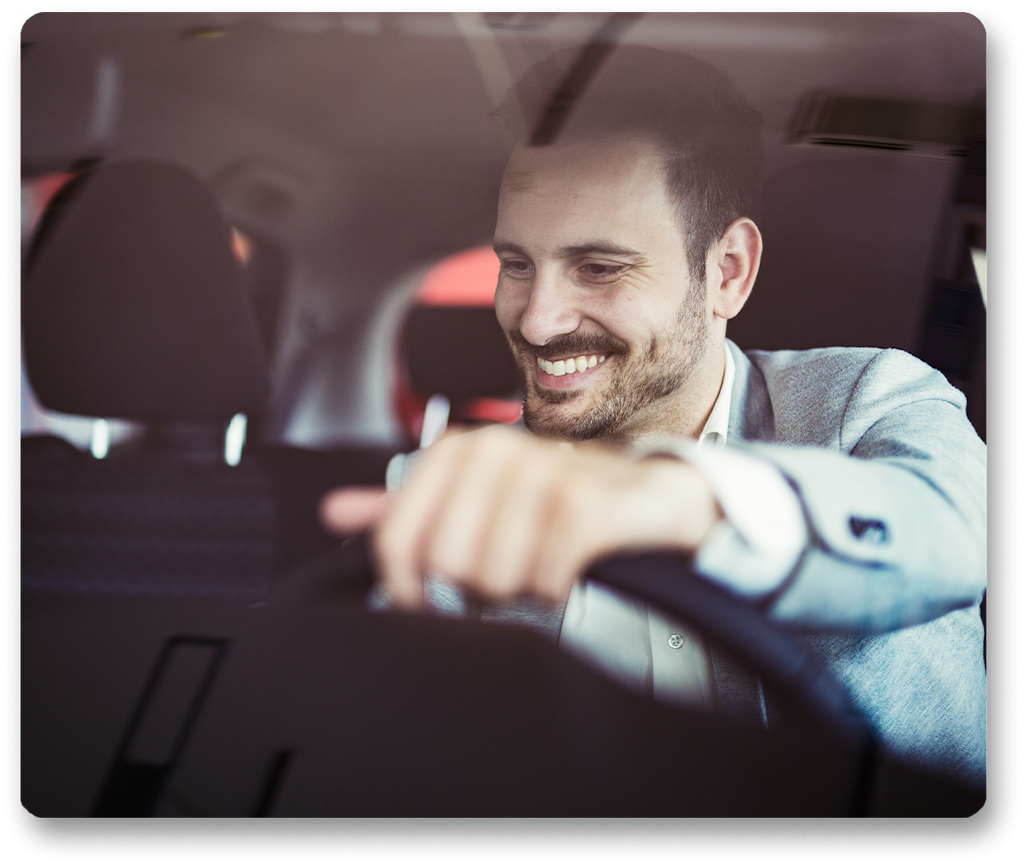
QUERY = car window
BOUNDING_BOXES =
[17,11,995,826]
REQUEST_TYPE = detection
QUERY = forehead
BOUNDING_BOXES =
[501,135,666,198]
[496,136,678,248]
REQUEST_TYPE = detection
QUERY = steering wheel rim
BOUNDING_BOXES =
[585,551,873,747]
[286,532,880,814]
[278,532,875,751]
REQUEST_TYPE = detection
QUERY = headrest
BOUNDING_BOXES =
[23,160,270,422]
[400,305,521,402]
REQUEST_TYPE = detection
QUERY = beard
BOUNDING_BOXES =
[506,278,710,442]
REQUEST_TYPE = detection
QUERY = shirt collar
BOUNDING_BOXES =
[697,343,734,450]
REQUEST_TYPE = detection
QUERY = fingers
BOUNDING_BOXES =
[376,426,567,607]
[375,432,467,608]
[425,429,523,585]
[315,431,577,607]
[319,487,391,534]
[476,449,560,599]
[374,428,603,605]
[336,426,722,611]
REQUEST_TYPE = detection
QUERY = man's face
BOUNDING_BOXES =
[493,136,712,444]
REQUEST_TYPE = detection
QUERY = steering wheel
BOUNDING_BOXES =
[33,531,979,817]
[293,439,870,745]
[278,532,872,750]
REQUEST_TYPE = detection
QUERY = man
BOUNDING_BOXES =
[322,48,986,785]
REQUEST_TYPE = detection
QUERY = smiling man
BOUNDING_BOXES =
[322,47,986,786]
[495,135,736,445]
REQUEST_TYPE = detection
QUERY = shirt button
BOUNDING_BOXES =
[668,633,685,649]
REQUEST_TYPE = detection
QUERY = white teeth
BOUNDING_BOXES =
[537,354,607,377]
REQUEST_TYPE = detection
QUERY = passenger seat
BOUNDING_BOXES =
[22,160,275,597]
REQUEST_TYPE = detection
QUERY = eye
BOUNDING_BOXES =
[579,261,627,282]
[499,258,533,279]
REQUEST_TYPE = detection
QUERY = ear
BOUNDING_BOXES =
[708,217,762,320]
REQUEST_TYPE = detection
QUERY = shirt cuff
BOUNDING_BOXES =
[637,440,808,598]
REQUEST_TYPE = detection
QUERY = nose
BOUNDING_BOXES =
[517,268,584,347]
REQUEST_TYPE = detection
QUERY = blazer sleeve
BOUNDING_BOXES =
[739,349,986,632]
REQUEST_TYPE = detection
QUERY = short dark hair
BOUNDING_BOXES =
[494,46,764,276]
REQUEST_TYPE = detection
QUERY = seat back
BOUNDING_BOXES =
[22,160,275,596]
[400,304,522,405]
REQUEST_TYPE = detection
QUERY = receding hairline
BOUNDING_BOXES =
[500,133,679,197]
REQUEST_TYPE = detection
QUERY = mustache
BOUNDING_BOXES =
[506,328,628,361]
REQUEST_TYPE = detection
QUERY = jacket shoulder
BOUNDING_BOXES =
[746,345,912,380]
[736,345,965,449]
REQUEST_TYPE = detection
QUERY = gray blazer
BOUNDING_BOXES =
[722,339,986,784]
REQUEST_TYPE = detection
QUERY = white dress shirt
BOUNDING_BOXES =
[558,343,808,709]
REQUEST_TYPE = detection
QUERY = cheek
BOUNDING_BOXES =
[587,293,647,345]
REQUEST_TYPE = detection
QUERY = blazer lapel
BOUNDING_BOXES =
[726,339,776,445]
[714,340,775,727]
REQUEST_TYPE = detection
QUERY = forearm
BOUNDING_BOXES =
[747,439,986,631]
[644,430,985,633]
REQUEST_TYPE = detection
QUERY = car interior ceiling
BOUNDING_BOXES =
[20,13,986,817]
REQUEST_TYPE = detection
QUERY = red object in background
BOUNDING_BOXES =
[36,172,76,210]
[24,172,77,238]
[396,246,521,440]
[416,246,500,307]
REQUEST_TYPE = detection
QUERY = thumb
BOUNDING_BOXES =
[319,486,391,535]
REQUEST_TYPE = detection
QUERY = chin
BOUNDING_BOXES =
[523,397,580,439]
[522,396,624,443]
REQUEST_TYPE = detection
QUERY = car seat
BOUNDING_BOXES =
[395,247,522,445]
[22,159,275,596]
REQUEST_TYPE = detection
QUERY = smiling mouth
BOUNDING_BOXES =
[536,353,607,377]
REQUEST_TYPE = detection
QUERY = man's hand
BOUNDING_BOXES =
[320,425,722,609]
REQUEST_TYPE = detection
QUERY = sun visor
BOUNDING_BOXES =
[22,42,121,175]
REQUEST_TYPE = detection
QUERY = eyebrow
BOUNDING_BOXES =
[492,240,643,259]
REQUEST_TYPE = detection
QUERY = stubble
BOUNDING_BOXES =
[508,277,709,443]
